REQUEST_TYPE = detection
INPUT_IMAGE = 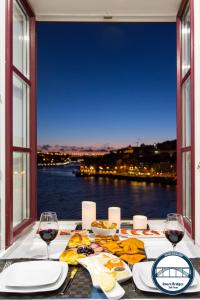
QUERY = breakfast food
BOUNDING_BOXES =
[59,249,86,265]
[95,235,120,246]
[97,272,116,292]
[68,233,90,248]
[98,237,145,265]
[120,253,145,265]
[105,258,124,270]
[119,238,144,250]
[91,221,117,229]
[77,246,95,256]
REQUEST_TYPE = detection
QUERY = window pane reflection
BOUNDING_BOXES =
[13,152,30,227]
[182,151,191,221]
[182,77,191,147]
[181,5,190,77]
[13,0,29,77]
[13,74,29,148]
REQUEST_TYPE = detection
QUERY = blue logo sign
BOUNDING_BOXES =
[151,251,194,295]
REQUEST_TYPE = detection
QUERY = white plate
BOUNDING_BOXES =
[78,254,126,300]
[86,268,125,300]
[139,261,198,289]
[0,262,68,293]
[102,282,125,300]
[133,262,200,294]
[78,253,132,285]
[3,261,62,288]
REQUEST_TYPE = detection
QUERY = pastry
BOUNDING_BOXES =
[59,249,86,265]
[68,233,90,248]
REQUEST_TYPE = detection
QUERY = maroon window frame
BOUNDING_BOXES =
[5,0,36,247]
[177,0,195,238]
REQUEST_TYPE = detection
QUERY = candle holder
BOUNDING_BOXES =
[108,207,121,229]
[82,201,96,229]
[133,215,147,230]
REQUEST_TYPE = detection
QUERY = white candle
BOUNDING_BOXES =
[133,215,147,229]
[82,201,96,229]
[108,207,121,229]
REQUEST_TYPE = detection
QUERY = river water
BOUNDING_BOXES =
[37,164,176,220]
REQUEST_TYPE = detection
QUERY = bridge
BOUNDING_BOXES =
[156,267,192,278]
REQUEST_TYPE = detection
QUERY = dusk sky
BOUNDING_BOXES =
[37,23,176,147]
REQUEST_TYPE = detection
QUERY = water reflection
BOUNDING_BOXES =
[37,166,176,220]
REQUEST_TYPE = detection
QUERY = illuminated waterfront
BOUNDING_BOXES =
[37,164,176,220]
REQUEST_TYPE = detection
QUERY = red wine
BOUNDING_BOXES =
[39,229,58,243]
[165,230,184,245]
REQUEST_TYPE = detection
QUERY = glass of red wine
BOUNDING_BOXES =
[164,213,185,251]
[38,212,59,260]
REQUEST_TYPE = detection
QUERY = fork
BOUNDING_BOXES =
[2,261,12,272]
[128,263,137,292]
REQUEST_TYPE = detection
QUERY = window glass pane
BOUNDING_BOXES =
[181,5,190,77]
[182,77,191,147]
[13,74,29,148]
[13,152,30,227]
[13,0,29,77]
[182,151,191,220]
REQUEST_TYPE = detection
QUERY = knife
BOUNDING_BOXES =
[59,267,78,295]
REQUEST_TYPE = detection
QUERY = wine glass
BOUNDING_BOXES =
[164,213,185,251]
[38,212,59,260]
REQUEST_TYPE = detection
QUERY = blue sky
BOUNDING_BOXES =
[37,23,176,147]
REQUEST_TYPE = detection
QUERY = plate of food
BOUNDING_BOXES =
[119,229,164,238]
[91,221,117,236]
[59,232,104,265]
[78,253,129,300]
[95,236,146,265]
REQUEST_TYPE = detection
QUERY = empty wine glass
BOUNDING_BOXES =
[38,212,59,260]
[164,213,185,251]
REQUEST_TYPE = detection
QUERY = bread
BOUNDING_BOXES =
[59,249,85,265]
[91,221,117,229]
[68,233,90,248]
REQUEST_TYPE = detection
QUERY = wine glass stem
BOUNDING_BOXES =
[47,243,50,260]
[173,244,176,251]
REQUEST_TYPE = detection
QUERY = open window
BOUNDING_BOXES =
[3,0,196,248]
[177,0,195,237]
[5,0,36,247]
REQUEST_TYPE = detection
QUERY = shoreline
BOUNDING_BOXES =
[76,172,176,185]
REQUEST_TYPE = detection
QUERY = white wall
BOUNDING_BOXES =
[194,0,200,246]
[0,0,6,250]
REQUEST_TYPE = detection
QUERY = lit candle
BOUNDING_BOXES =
[82,201,96,229]
[133,215,147,229]
[108,207,121,229]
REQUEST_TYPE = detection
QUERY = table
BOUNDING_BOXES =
[0,258,200,298]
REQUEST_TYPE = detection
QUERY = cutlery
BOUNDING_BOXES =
[128,264,137,292]
[59,267,78,295]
